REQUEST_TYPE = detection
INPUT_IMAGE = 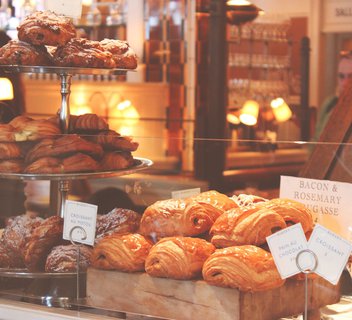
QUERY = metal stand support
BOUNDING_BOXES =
[59,74,72,133]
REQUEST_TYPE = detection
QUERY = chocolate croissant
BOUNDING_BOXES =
[139,198,221,240]
[202,245,285,291]
[90,233,152,272]
[210,206,286,248]
[145,237,215,280]
[260,198,314,233]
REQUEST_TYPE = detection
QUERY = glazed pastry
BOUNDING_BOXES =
[95,208,141,240]
[0,142,22,160]
[69,114,109,132]
[0,124,16,142]
[232,194,268,207]
[53,38,116,68]
[17,10,76,46]
[90,233,152,272]
[191,190,239,213]
[210,206,286,247]
[100,151,134,171]
[2,215,43,261]
[45,244,92,272]
[85,130,139,152]
[100,38,138,69]
[0,159,24,173]
[25,135,103,164]
[14,119,61,142]
[24,153,100,174]
[24,216,64,271]
[0,40,52,66]
[8,115,33,129]
[140,198,222,240]
[202,245,285,291]
[145,237,215,280]
[0,240,24,268]
[260,198,314,233]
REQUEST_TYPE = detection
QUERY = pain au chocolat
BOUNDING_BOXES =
[145,237,215,280]
[17,10,76,46]
[202,245,285,292]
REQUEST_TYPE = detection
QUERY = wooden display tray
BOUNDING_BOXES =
[87,268,341,320]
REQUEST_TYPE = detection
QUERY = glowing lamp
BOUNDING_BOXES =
[270,97,292,122]
[239,100,259,126]
[0,78,14,100]
[116,100,140,126]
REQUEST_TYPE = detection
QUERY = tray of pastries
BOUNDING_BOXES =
[0,10,138,74]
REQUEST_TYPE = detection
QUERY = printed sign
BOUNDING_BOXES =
[280,176,352,241]
[308,224,352,285]
[63,200,97,246]
[172,188,201,199]
[44,0,82,19]
[266,224,309,279]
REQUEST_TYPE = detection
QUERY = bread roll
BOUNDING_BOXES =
[202,245,285,291]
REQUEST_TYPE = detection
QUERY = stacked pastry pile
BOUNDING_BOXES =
[0,207,141,272]
[0,113,139,174]
[90,191,314,292]
[0,10,137,69]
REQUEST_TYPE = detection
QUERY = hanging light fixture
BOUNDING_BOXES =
[270,97,292,122]
[227,107,241,125]
[0,78,14,100]
[239,100,259,126]
[226,0,263,26]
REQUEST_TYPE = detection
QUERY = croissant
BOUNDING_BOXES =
[8,115,34,130]
[24,216,64,271]
[190,190,239,213]
[260,198,313,233]
[0,124,16,142]
[0,143,21,160]
[145,237,215,280]
[232,194,268,207]
[210,206,286,247]
[202,245,285,291]
[100,151,134,171]
[90,233,152,272]
[0,159,24,173]
[69,114,109,132]
[14,119,61,141]
[139,198,221,240]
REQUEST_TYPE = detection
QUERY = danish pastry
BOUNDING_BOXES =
[24,216,64,271]
[145,237,215,280]
[202,245,285,291]
[95,208,141,240]
[140,198,221,240]
[0,40,52,66]
[100,38,138,69]
[45,244,92,272]
[53,38,116,68]
[17,10,76,46]
[0,240,24,268]
[90,233,152,272]
[210,206,286,247]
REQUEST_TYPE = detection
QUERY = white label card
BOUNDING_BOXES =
[280,176,352,242]
[266,224,309,279]
[308,224,352,285]
[44,0,82,19]
[63,200,97,246]
[172,188,201,199]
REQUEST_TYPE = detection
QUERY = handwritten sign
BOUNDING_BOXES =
[63,200,97,246]
[280,176,352,241]
[172,188,201,199]
[266,224,309,279]
[44,0,82,19]
[308,224,352,285]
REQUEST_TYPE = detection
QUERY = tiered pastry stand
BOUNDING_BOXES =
[0,65,153,305]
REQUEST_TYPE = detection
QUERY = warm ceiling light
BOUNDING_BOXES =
[270,97,292,122]
[227,112,241,125]
[239,100,259,126]
[0,78,14,100]
[227,0,252,5]
[226,1,262,26]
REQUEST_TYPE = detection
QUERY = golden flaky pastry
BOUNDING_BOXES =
[139,198,222,240]
[210,206,286,248]
[202,245,285,292]
[145,237,215,280]
[0,142,21,160]
[90,233,152,272]
[69,113,109,133]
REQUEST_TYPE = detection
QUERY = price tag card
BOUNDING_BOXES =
[308,224,352,285]
[280,176,352,241]
[63,200,97,246]
[172,188,201,199]
[266,224,309,279]
[44,0,82,19]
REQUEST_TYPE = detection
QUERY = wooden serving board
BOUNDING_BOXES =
[86,268,341,320]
